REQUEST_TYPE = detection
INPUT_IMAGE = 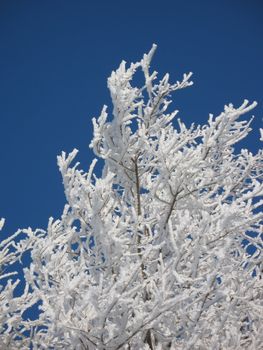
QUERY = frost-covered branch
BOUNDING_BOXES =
[1,45,262,349]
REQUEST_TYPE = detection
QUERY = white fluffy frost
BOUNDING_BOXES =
[0,45,262,350]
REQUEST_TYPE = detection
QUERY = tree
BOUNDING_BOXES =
[0,45,262,350]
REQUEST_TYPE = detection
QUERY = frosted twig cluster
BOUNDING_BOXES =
[0,45,262,349]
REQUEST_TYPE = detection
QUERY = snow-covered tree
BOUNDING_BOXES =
[1,45,262,350]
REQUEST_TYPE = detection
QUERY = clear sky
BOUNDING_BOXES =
[0,0,262,237]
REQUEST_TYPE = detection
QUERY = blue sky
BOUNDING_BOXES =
[0,0,262,237]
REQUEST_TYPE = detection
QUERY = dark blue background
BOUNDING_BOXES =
[0,0,262,237]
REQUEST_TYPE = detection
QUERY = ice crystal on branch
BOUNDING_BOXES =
[0,45,262,349]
